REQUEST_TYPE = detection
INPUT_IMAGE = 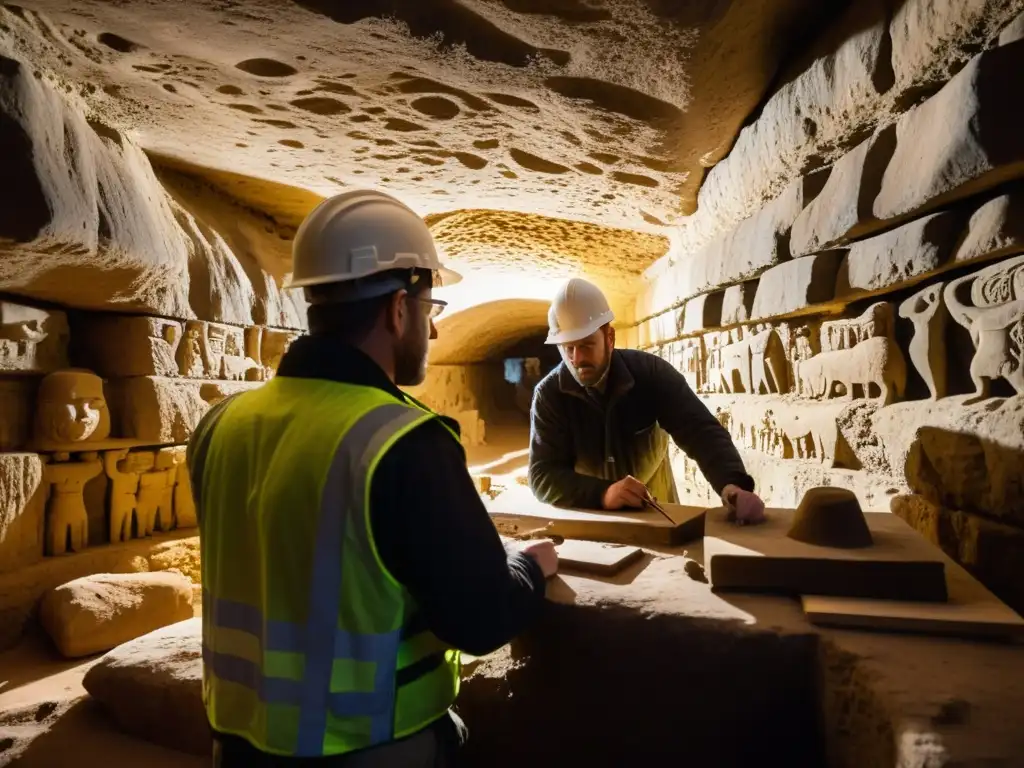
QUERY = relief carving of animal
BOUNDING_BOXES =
[944,253,1024,403]
[796,336,907,405]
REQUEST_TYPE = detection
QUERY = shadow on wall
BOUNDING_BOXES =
[898,426,1024,614]
[457,602,825,767]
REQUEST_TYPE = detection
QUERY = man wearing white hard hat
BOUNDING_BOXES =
[189,190,556,767]
[529,277,766,523]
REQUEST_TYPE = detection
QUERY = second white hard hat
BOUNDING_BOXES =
[545,278,615,345]
[285,189,462,292]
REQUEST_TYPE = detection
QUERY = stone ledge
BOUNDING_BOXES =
[0,530,198,651]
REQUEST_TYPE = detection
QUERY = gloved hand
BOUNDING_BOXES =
[721,484,766,525]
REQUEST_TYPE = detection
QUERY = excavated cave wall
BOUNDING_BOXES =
[0,51,307,650]
[633,7,1024,614]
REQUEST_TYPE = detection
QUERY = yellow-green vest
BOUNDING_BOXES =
[191,377,462,757]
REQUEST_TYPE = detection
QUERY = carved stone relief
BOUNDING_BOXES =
[104,448,155,543]
[179,321,262,382]
[899,281,948,400]
[795,302,907,405]
[944,252,1024,403]
[748,324,789,394]
[719,328,752,394]
[261,328,301,380]
[0,302,69,373]
[44,452,102,556]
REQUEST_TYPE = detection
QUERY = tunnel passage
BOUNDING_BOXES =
[407,299,561,459]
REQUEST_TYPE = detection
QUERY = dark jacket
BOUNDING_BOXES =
[191,335,547,660]
[528,348,755,509]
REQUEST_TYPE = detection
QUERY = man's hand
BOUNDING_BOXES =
[721,484,766,525]
[520,539,559,578]
[602,475,649,510]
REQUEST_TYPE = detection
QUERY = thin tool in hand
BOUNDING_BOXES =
[643,494,675,525]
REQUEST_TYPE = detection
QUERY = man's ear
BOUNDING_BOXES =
[386,290,408,336]
[606,324,616,348]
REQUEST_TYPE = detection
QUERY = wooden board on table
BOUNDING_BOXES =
[555,539,644,576]
[704,506,948,602]
[486,485,705,547]
[802,550,1024,640]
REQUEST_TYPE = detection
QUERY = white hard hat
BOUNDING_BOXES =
[285,189,462,293]
[545,278,615,345]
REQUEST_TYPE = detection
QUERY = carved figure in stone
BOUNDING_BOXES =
[819,302,893,353]
[679,336,705,392]
[797,336,907,405]
[33,369,111,446]
[103,449,155,542]
[944,253,1024,403]
[261,329,301,380]
[748,325,789,395]
[136,450,178,536]
[177,322,206,377]
[719,330,752,394]
[44,452,102,555]
[701,332,724,394]
[790,326,818,396]
[0,303,69,372]
[899,282,948,400]
[173,449,198,529]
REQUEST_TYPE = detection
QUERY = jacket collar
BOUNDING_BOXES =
[557,349,635,403]
[276,336,462,437]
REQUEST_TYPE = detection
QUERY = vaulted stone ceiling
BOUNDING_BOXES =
[0,0,846,325]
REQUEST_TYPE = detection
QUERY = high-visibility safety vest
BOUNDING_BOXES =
[191,376,463,757]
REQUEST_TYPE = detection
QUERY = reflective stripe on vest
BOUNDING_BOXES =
[196,382,462,756]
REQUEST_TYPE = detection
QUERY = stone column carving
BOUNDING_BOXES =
[899,282,948,400]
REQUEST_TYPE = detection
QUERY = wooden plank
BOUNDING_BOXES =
[555,539,644,576]
[802,551,1024,641]
[486,485,706,547]
[704,506,948,602]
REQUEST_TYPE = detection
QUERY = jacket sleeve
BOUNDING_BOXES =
[370,420,547,657]
[527,379,612,510]
[645,353,755,496]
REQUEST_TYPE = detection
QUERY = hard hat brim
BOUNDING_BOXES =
[544,310,615,344]
[283,261,463,291]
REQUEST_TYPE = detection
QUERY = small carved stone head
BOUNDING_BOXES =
[34,369,111,444]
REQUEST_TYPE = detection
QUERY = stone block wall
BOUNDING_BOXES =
[632,27,1024,613]
[0,297,302,648]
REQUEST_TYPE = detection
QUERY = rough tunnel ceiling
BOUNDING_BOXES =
[2,0,847,233]
[429,298,551,364]
[427,208,668,294]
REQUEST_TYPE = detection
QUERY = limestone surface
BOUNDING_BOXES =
[106,377,261,444]
[83,617,209,755]
[874,39,1024,223]
[39,571,193,658]
[749,251,846,323]
[834,210,964,300]
[0,453,47,574]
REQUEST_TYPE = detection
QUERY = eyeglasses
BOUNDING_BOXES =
[411,296,447,320]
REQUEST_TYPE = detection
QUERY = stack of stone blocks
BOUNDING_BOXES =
[631,33,1024,614]
[0,304,303,644]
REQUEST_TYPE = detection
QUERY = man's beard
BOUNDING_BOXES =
[395,330,429,387]
[560,349,610,389]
